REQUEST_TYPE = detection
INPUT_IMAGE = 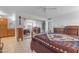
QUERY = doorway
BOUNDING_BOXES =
[23,19,46,39]
[24,22,33,39]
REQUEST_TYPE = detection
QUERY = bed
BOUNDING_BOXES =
[32,34,79,53]
[32,26,79,53]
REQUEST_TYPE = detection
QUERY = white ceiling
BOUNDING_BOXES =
[0,6,79,19]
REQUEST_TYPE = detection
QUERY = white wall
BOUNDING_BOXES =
[45,20,54,33]
[8,13,16,29]
[45,20,48,33]
[48,20,53,33]
[53,11,79,28]
[24,19,44,33]
[15,13,46,28]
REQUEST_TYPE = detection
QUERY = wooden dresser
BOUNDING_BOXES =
[32,27,40,34]
[54,28,64,34]
[64,26,79,36]
[54,26,79,36]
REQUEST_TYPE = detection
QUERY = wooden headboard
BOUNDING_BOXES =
[64,26,79,36]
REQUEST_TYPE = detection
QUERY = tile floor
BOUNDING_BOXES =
[1,36,36,53]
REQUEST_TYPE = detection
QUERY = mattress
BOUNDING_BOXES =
[47,33,79,41]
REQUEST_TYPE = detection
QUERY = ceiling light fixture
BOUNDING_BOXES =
[0,10,7,16]
[43,7,53,20]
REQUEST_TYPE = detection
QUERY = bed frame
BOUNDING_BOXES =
[32,34,78,53]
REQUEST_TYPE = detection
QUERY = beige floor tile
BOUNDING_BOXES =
[1,37,36,53]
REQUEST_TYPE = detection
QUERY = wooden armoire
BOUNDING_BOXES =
[0,17,15,38]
